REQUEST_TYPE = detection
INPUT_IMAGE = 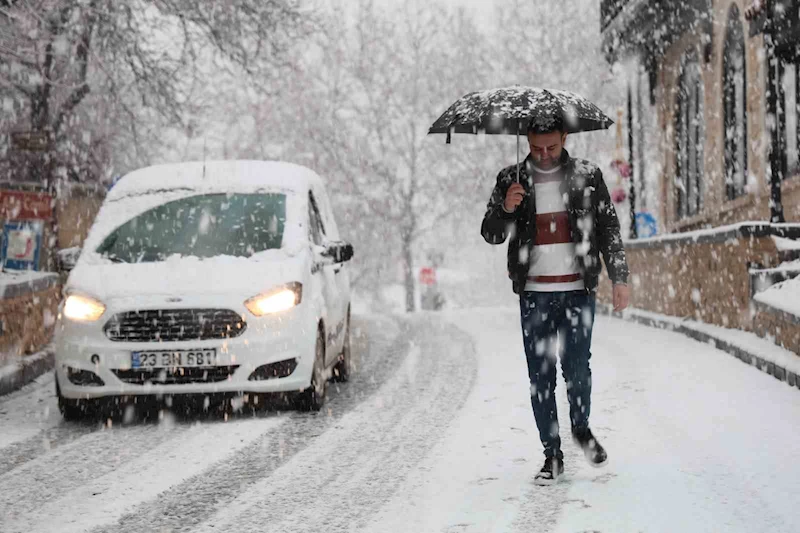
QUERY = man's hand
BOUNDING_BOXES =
[504,183,525,212]
[613,284,630,313]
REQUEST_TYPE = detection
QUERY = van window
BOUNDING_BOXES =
[96,193,286,263]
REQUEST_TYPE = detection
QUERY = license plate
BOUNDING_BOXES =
[131,349,218,369]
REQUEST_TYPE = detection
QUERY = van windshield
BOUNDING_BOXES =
[96,193,286,263]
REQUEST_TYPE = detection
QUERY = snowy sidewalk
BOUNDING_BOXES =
[368,308,800,533]
[597,304,800,386]
[0,346,54,397]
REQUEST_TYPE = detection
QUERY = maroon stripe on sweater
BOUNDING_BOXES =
[532,174,563,184]
[535,212,571,245]
[527,274,583,283]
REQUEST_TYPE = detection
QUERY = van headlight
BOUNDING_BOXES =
[245,282,303,316]
[64,294,106,322]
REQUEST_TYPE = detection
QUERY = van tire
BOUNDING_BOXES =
[56,379,95,421]
[333,310,351,383]
[295,330,327,412]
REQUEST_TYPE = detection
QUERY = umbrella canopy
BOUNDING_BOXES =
[428,86,613,143]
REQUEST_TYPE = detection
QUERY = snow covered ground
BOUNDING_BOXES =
[1,309,798,532]
[755,274,800,319]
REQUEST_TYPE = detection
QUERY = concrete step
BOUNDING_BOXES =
[750,261,800,296]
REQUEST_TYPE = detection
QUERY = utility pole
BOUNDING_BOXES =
[628,86,638,238]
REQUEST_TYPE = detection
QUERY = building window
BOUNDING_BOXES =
[626,66,657,235]
[675,50,705,219]
[723,4,748,200]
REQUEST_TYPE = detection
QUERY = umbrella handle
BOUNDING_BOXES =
[516,123,521,184]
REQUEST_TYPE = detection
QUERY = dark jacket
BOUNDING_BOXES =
[481,149,629,295]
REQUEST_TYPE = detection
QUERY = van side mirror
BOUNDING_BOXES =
[57,246,81,272]
[324,242,354,264]
[315,242,354,267]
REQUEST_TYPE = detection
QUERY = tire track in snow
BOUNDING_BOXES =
[0,419,215,526]
[86,315,411,533]
[190,315,478,533]
[0,372,91,476]
[2,417,283,533]
[0,423,96,478]
[0,370,204,479]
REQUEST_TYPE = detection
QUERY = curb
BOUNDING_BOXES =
[0,347,54,397]
[596,304,800,393]
[0,273,60,299]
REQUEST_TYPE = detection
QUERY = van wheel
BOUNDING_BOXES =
[295,330,327,412]
[56,379,95,421]
[333,311,351,383]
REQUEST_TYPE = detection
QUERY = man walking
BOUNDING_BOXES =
[481,114,630,486]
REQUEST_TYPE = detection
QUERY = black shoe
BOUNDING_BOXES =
[534,457,564,486]
[572,427,608,467]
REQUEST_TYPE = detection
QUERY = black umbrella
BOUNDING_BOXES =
[429,86,613,139]
[429,86,614,181]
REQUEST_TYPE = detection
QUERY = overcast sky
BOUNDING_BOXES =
[338,0,498,23]
[429,0,496,17]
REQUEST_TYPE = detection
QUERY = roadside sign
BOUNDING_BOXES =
[10,131,51,152]
[2,220,43,271]
[419,267,437,286]
[0,190,54,220]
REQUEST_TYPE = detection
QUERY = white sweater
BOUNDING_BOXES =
[524,164,585,293]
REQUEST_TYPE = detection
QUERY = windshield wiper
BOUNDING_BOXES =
[104,253,128,264]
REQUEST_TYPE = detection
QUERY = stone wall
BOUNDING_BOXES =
[597,225,785,330]
[0,275,61,365]
[752,302,800,355]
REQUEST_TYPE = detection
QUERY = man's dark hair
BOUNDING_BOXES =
[527,113,564,135]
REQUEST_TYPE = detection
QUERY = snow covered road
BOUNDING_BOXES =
[386,309,800,533]
[0,314,478,533]
[1,308,798,532]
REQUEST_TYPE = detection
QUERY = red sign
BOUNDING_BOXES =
[0,190,54,220]
[419,267,437,286]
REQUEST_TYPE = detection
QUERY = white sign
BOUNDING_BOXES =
[8,228,37,261]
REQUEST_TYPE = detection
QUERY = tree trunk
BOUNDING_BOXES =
[402,232,415,313]
[28,92,51,186]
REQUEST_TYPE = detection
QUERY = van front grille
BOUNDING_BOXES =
[104,309,246,342]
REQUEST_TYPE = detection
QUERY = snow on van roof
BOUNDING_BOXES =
[109,160,323,200]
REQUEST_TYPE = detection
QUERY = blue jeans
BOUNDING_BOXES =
[520,291,596,459]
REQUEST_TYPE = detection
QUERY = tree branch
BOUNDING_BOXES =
[41,4,73,86]
[0,43,38,70]
[54,2,98,133]
[0,74,34,96]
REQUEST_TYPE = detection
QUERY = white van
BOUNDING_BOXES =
[54,161,353,417]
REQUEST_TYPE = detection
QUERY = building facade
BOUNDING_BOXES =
[598,1,800,356]
[600,0,800,232]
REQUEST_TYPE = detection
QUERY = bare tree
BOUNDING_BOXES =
[307,0,489,311]
[0,0,313,185]
[204,0,495,312]
[182,0,614,312]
